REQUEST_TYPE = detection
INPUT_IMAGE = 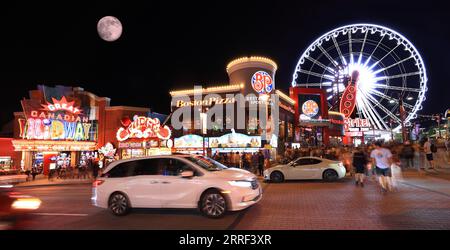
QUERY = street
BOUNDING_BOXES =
[15,170,450,230]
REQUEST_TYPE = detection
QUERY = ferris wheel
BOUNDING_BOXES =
[292,24,428,131]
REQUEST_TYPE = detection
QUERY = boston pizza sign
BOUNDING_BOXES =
[251,71,274,94]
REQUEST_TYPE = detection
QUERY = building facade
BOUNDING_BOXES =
[169,56,296,156]
[9,85,170,173]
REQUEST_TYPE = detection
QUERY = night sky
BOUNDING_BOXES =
[1,0,449,129]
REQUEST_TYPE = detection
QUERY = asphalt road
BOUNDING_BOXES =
[15,184,248,230]
[13,171,450,230]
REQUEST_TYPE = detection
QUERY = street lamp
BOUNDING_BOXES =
[200,110,208,156]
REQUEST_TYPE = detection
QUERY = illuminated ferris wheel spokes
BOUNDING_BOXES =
[292,24,428,131]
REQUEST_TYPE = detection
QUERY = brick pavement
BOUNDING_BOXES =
[237,175,450,230]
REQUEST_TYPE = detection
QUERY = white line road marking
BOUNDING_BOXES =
[32,213,89,217]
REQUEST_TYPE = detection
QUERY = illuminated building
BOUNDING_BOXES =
[8,85,170,173]
[169,56,296,156]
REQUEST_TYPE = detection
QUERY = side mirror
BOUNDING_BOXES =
[181,170,194,178]
[289,162,296,167]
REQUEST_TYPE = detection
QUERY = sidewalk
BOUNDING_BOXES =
[399,170,450,196]
[13,174,93,187]
[0,174,28,185]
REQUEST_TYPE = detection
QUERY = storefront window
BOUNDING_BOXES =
[121,149,145,159]
[280,121,286,139]
[56,152,71,168]
[0,157,12,171]
[288,123,293,139]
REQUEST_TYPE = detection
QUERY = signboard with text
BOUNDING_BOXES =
[19,96,97,141]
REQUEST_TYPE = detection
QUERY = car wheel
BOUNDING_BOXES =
[108,192,130,216]
[200,190,227,218]
[270,171,284,183]
[323,169,338,182]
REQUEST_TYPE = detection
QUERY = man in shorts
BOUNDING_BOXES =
[370,141,393,193]
[423,138,435,170]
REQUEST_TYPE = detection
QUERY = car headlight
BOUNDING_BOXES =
[228,180,252,188]
[11,198,41,210]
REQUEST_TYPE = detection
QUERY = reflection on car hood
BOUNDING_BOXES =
[212,168,256,180]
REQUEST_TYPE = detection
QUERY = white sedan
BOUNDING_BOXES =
[264,157,346,182]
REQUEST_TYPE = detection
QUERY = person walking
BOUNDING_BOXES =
[401,141,415,169]
[242,153,251,171]
[370,141,393,193]
[258,151,265,176]
[31,165,38,181]
[252,153,259,174]
[423,138,435,170]
[79,160,87,179]
[352,147,368,187]
[229,151,236,168]
[92,158,99,179]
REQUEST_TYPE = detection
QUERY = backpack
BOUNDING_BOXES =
[430,143,438,153]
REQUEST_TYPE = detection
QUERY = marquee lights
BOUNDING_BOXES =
[226,56,278,72]
[12,139,96,152]
[275,90,295,105]
[170,84,244,96]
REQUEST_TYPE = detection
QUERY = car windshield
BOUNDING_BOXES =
[186,155,228,171]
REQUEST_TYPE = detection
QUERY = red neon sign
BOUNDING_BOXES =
[116,116,171,142]
[340,71,359,118]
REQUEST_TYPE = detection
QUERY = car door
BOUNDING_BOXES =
[306,158,324,179]
[157,157,204,208]
[290,158,316,179]
[126,158,164,208]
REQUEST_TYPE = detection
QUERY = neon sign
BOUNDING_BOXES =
[209,132,261,148]
[175,97,236,107]
[344,118,371,130]
[20,118,94,141]
[174,134,204,148]
[340,71,359,118]
[41,96,82,115]
[116,116,172,142]
[98,142,116,157]
[251,71,274,94]
[301,100,319,118]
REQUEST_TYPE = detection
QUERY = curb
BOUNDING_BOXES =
[14,181,93,188]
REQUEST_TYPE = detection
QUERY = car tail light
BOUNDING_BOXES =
[92,180,105,187]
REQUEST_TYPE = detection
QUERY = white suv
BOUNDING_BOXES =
[91,154,262,218]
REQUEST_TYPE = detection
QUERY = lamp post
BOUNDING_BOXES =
[435,114,442,138]
[389,118,394,141]
[200,111,207,156]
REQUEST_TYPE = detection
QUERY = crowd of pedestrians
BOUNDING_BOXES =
[45,156,103,181]
[280,137,449,194]
[212,150,269,176]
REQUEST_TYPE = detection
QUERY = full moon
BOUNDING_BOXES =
[97,16,122,42]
